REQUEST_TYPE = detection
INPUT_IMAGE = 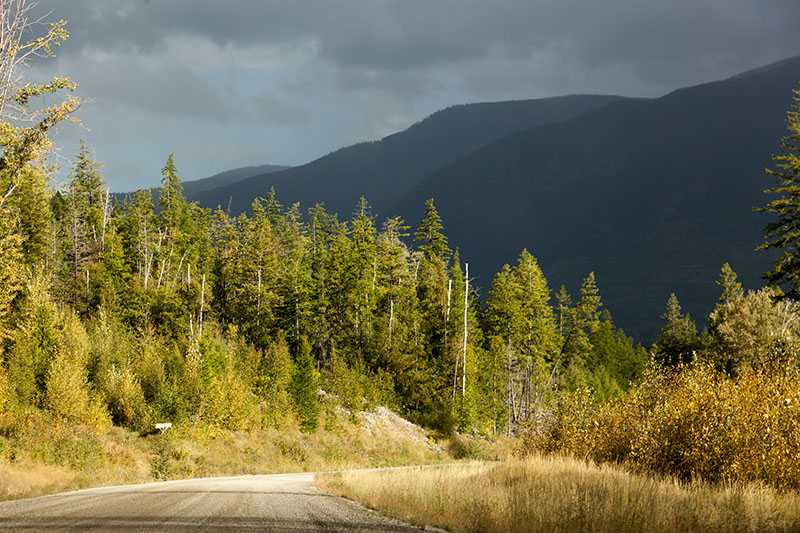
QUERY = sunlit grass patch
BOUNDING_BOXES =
[317,455,800,533]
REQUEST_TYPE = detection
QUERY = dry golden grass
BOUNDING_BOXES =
[0,461,77,501]
[0,405,480,501]
[317,455,800,533]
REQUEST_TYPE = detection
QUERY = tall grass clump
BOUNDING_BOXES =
[318,457,800,533]
[522,360,800,490]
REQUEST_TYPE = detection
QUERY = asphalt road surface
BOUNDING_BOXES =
[0,472,430,532]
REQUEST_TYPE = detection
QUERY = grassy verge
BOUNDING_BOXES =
[0,406,510,501]
[316,455,800,533]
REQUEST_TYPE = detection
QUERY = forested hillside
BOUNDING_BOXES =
[189,95,623,217]
[395,56,800,340]
[1,138,652,435]
[186,57,800,341]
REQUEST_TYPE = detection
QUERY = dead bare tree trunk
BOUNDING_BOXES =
[462,263,468,398]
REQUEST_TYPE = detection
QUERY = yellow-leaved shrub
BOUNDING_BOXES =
[522,361,800,490]
[101,365,148,429]
[45,313,109,431]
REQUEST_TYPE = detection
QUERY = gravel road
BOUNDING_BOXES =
[0,472,427,532]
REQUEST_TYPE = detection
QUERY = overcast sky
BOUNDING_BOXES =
[27,0,800,192]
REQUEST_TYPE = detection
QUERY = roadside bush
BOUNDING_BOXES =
[323,356,397,419]
[447,435,484,460]
[101,365,148,429]
[0,365,9,416]
[45,315,109,431]
[201,358,258,431]
[7,277,60,405]
[292,337,320,433]
[255,338,295,428]
[521,361,800,490]
[132,329,167,405]
[86,306,132,385]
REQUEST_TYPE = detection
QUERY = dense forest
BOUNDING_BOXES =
[1,142,651,435]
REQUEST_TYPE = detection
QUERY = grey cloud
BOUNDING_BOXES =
[249,90,310,126]
[24,0,800,193]
[58,50,237,121]
[40,1,800,85]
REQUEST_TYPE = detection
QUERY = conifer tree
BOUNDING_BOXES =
[349,197,377,362]
[276,203,311,350]
[413,198,451,372]
[291,336,320,433]
[377,216,411,352]
[208,206,239,326]
[716,262,743,306]
[306,203,342,364]
[120,188,158,289]
[9,166,52,267]
[414,198,450,262]
[237,198,280,349]
[63,142,106,279]
[156,153,193,290]
[486,250,556,427]
[0,208,23,335]
[586,310,647,393]
[159,153,186,233]
[759,86,800,298]
[559,273,602,367]
[554,285,572,336]
[653,293,700,366]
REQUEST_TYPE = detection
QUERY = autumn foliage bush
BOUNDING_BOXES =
[522,361,800,490]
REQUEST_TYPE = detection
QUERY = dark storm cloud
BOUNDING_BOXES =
[26,0,800,191]
[36,0,800,95]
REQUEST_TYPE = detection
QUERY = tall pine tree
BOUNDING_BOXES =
[759,86,800,298]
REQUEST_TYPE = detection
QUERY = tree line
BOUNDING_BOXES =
[0,142,651,434]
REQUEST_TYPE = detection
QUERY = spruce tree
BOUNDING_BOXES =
[10,165,51,267]
[759,86,800,298]
[291,336,320,433]
[414,198,450,262]
[559,272,602,368]
[716,262,743,306]
[653,293,700,366]
[349,197,377,363]
[485,250,556,427]
[159,153,186,232]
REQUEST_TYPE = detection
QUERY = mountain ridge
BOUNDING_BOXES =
[189,94,624,215]
[392,56,800,340]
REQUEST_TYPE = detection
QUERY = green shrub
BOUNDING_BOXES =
[101,365,148,429]
[0,365,9,416]
[706,288,800,375]
[150,434,174,480]
[291,337,320,433]
[201,359,258,431]
[448,435,484,460]
[256,338,295,428]
[7,277,60,405]
[132,330,167,404]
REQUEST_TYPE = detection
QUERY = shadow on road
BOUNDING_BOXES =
[0,516,416,532]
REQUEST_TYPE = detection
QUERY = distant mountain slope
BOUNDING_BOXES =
[393,56,800,341]
[192,95,623,215]
[182,164,289,198]
[113,163,288,206]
